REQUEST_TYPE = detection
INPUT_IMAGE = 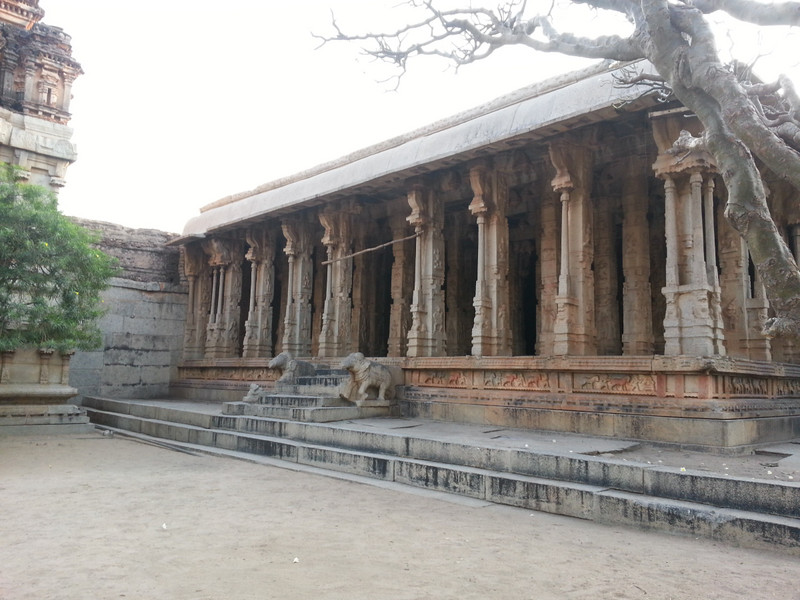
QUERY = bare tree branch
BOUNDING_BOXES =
[320,0,800,337]
[685,0,800,26]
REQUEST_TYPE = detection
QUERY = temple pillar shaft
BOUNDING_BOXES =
[387,214,415,357]
[319,207,355,357]
[621,170,654,355]
[202,238,244,359]
[651,113,729,356]
[537,194,558,355]
[406,183,446,357]
[281,219,314,356]
[549,140,596,356]
[181,244,211,360]
[661,171,725,356]
[350,230,367,352]
[469,163,511,356]
[594,196,620,355]
[242,229,276,358]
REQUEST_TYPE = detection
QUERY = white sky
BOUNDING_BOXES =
[41,1,800,234]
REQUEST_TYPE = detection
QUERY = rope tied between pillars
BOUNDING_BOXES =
[321,231,421,265]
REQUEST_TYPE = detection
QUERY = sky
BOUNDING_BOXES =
[41,1,800,234]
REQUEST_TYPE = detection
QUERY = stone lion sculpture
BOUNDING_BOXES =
[339,352,395,405]
[268,351,316,383]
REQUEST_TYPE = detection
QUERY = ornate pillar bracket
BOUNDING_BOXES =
[652,117,726,356]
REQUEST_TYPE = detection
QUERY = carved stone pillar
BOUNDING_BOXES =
[445,216,465,354]
[406,182,446,357]
[181,243,210,360]
[469,162,512,356]
[537,193,559,355]
[60,351,74,385]
[38,348,53,384]
[242,228,276,358]
[621,167,654,355]
[202,238,245,359]
[318,205,356,357]
[594,194,620,355]
[652,120,725,356]
[281,218,314,357]
[387,213,414,357]
[0,351,13,384]
[349,228,367,352]
[549,140,596,356]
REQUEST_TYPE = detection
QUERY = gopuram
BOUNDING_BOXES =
[171,62,800,448]
[0,0,80,190]
[0,0,88,430]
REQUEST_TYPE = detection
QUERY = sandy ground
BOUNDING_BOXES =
[1,433,799,600]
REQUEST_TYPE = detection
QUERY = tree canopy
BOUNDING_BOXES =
[322,0,800,338]
[0,165,116,352]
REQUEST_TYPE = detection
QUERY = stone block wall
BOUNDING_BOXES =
[68,219,187,399]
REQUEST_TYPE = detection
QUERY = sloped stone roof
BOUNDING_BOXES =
[180,59,655,238]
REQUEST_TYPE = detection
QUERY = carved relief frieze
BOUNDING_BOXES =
[774,379,800,397]
[178,366,277,382]
[417,370,470,387]
[577,373,656,394]
[483,371,550,391]
[726,376,769,396]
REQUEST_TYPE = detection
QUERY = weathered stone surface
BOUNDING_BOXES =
[68,220,187,400]
[81,398,800,554]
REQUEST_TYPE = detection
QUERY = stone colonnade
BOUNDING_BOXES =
[180,116,799,365]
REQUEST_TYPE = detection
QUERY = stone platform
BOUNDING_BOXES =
[81,396,800,555]
[0,403,93,434]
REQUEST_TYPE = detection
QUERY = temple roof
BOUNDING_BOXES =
[180,59,659,239]
[0,0,43,29]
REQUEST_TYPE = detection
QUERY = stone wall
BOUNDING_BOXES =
[68,219,187,399]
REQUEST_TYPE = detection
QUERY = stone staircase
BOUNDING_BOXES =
[80,396,800,555]
[222,369,399,423]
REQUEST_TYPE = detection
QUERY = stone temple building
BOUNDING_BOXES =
[0,0,79,190]
[169,61,800,448]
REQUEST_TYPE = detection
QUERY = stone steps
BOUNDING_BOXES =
[223,401,394,423]
[238,393,348,408]
[80,397,800,554]
[234,367,394,421]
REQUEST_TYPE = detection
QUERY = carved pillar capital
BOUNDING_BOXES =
[202,237,238,267]
[182,243,206,278]
[468,163,493,217]
[281,218,313,258]
[245,228,275,263]
[406,183,428,230]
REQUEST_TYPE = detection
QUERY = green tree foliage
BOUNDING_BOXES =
[0,165,116,352]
